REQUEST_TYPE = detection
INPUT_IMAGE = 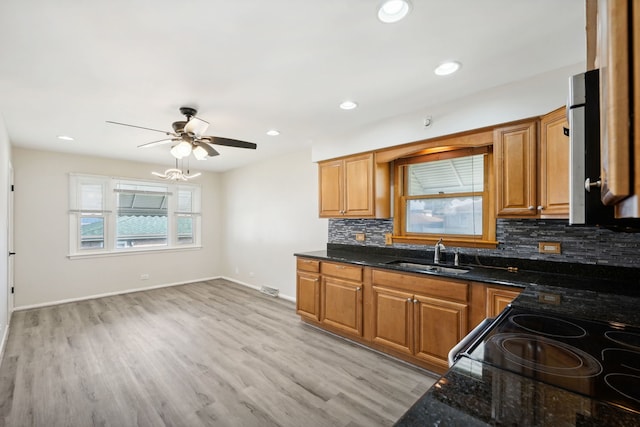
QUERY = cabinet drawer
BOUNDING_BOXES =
[321,262,363,281]
[297,258,320,273]
[371,269,468,302]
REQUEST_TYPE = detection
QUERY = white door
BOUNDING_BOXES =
[7,165,14,320]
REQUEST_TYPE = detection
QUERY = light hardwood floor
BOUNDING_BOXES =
[0,279,436,427]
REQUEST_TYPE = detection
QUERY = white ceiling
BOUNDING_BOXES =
[0,0,586,172]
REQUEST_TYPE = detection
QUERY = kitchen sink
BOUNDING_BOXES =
[385,260,470,274]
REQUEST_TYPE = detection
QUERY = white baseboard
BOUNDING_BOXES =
[13,276,297,312]
[13,276,221,311]
[220,276,296,303]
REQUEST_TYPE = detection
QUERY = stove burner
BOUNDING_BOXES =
[605,331,640,351]
[510,314,587,338]
[602,348,640,372]
[487,333,603,378]
[605,374,640,404]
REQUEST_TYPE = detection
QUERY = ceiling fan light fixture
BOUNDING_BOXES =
[378,0,411,23]
[193,145,209,160]
[170,140,193,159]
[266,129,280,136]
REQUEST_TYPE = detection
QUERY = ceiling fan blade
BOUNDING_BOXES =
[196,141,219,157]
[106,120,173,135]
[137,138,178,148]
[203,136,257,150]
[184,117,209,137]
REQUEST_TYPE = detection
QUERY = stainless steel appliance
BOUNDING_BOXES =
[567,69,640,230]
[453,305,640,414]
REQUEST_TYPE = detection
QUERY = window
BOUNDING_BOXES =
[394,147,496,248]
[69,174,201,256]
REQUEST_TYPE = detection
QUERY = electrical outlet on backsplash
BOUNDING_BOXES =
[327,218,640,268]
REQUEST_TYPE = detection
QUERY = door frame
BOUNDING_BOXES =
[7,164,14,322]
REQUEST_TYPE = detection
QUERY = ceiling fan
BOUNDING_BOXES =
[106,107,257,160]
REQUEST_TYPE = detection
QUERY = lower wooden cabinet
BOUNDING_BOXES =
[296,258,320,321]
[320,262,364,338]
[413,295,468,370]
[295,257,520,374]
[371,272,469,372]
[371,286,414,354]
[486,286,522,317]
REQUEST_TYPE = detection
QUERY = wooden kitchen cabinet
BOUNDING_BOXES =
[495,110,570,219]
[318,152,390,218]
[539,107,570,218]
[486,286,522,317]
[370,269,469,373]
[595,0,640,217]
[296,258,321,321]
[320,262,364,337]
[494,121,538,217]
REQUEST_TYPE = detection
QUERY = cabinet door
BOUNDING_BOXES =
[494,122,538,217]
[318,159,344,217]
[296,272,320,321]
[371,286,414,356]
[540,108,570,218]
[321,276,363,337]
[343,154,374,216]
[486,286,522,318]
[413,295,468,371]
[598,0,631,206]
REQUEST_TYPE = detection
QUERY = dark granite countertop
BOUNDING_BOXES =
[295,244,640,425]
[395,357,640,426]
[295,244,640,300]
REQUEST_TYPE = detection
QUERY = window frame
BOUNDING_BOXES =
[393,146,497,248]
[68,174,202,258]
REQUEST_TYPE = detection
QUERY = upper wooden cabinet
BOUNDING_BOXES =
[539,107,570,217]
[318,153,390,218]
[494,121,538,217]
[495,110,570,219]
[595,0,640,217]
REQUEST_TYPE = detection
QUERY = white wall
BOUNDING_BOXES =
[0,114,10,346]
[11,148,223,307]
[220,148,327,300]
[312,63,585,161]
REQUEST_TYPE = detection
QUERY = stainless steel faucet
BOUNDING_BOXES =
[434,238,445,264]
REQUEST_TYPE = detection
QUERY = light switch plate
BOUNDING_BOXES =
[538,241,561,254]
[355,233,365,242]
[384,233,393,245]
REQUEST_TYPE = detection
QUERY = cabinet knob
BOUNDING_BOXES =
[528,206,535,210]
[413,299,418,304]
[356,287,361,291]
[407,298,412,302]
[537,206,543,211]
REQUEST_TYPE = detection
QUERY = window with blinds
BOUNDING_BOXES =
[406,154,484,236]
[68,174,201,256]
[394,147,495,248]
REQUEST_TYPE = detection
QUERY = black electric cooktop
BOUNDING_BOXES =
[463,306,640,414]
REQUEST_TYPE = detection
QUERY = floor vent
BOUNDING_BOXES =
[260,286,279,297]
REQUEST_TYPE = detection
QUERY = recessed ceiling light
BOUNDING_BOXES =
[57,135,75,141]
[378,0,411,23]
[266,129,280,136]
[434,61,461,76]
[340,100,358,110]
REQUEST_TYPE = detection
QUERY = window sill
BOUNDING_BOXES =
[391,235,498,249]
[67,245,202,260]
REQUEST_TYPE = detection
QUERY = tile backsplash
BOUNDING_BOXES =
[328,218,640,268]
